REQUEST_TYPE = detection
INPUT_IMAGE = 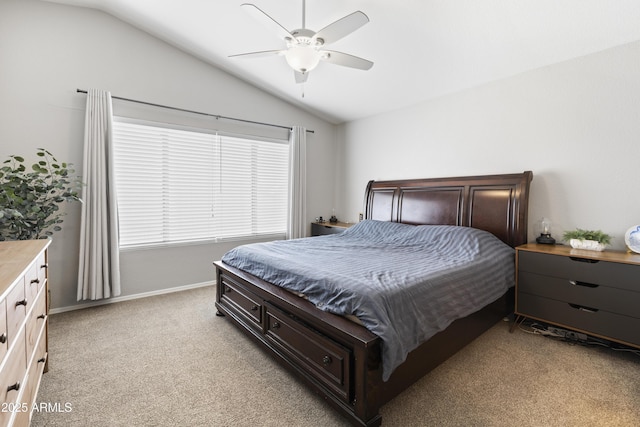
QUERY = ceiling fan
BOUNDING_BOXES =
[230,0,373,84]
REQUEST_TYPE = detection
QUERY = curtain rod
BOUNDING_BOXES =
[76,89,314,134]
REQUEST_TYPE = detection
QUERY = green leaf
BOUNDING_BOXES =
[1,149,81,240]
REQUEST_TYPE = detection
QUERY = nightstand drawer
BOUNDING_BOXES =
[518,271,640,319]
[518,293,640,346]
[311,223,347,236]
[518,251,638,292]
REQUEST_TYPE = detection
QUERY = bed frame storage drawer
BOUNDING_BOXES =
[265,304,352,404]
[218,275,263,330]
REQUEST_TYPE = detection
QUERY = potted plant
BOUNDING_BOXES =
[0,148,81,241]
[562,228,612,251]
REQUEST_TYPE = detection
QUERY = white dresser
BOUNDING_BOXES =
[0,240,50,427]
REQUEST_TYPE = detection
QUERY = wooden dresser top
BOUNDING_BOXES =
[517,243,640,266]
[0,239,51,296]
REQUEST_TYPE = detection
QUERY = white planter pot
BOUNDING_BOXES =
[569,239,606,251]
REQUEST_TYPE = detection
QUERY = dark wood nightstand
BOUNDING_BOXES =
[514,243,640,348]
[311,221,354,236]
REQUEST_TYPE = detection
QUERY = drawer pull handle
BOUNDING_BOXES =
[569,257,599,264]
[272,322,280,330]
[37,313,46,320]
[568,280,599,288]
[569,303,599,313]
[322,355,332,366]
[38,357,46,364]
[251,305,258,311]
[0,333,6,344]
[15,299,27,307]
[30,278,40,284]
[7,382,20,393]
[41,263,48,269]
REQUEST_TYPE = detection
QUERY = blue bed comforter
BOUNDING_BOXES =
[221,220,514,380]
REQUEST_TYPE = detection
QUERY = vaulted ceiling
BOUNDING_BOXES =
[43,0,640,123]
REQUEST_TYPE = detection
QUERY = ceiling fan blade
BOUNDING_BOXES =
[241,3,296,42]
[320,50,373,70]
[294,71,308,84]
[229,50,285,59]
[312,11,369,45]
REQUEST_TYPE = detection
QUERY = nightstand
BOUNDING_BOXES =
[311,221,353,236]
[514,243,640,348]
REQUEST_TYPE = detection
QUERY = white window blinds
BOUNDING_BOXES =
[112,120,289,248]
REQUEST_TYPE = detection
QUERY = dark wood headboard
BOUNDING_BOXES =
[364,171,533,248]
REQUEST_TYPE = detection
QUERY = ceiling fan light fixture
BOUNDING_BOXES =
[233,2,373,83]
[285,45,321,73]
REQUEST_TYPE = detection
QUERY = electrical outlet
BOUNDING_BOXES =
[359,213,363,221]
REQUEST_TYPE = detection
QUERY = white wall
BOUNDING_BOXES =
[0,0,337,310]
[338,41,640,250]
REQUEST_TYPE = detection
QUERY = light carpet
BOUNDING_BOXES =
[32,286,640,426]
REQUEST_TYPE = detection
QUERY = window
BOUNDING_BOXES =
[112,119,289,248]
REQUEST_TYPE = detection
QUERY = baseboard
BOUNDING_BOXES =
[50,280,216,314]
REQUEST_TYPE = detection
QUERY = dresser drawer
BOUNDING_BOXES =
[265,304,351,403]
[518,251,638,292]
[25,329,48,418]
[518,293,640,346]
[219,275,262,329]
[0,300,7,363]
[26,286,47,358]
[0,329,27,427]
[25,253,47,303]
[518,271,640,319]
[6,280,27,349]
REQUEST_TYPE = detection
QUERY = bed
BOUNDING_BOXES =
[214,171,533,426]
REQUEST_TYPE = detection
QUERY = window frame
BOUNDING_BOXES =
[112,117,290,250]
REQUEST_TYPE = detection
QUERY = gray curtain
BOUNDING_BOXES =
[77,89,121,300]
[287,126,307,239]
